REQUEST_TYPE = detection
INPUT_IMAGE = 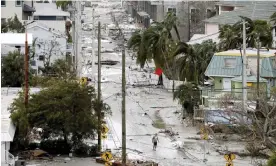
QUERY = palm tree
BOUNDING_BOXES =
[128,13,180,85]
[172,40,217,84]
[218,24,242,51]
[219,17,272,51]
[270,12,276,25]
[173,82,201,116]
[127,30,150,68]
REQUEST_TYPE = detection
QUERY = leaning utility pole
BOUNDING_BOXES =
[24,31,29,109]
[242,19,247,112]
[97,21,102,152]
[256,37,260,109]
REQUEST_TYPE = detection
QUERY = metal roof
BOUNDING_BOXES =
[205,55,242,77]
[205,1,276,24]
[214,49,276,57]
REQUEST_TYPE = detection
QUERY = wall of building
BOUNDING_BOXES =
[27,26,67,74]
[1,1,23,21]
[205,23,219,34]
[214,77,223,90]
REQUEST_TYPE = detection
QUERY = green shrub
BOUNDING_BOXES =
[267,153,276,166]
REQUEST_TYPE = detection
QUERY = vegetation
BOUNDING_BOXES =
[1,14,25,33]
[10,78,110,148]
[173,82,201,115]
[1,51,33,87]
[267,153,276,166]
[56,0,72,11]
[218,17,272,51]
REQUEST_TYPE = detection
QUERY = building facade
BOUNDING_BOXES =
[26,21,71,74]
[1,0,35,22]
[126,0,216,42]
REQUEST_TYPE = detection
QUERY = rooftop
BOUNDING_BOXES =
[26,21,67,37]
[33,3,70,17]
[188,33,219,45]
[1,33,33,46]
[214,49,276,57]
[205,1,276,24]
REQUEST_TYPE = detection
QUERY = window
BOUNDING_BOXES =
[224,58,236,68]
[190,8,200,24]
[30,60,36,66]
[1,0,6,6]
[38,55,45,61]
[167,8,176,16]
[56,16,64,20]
[15,0,21,6]
[34,16,39,20]
[206,9,215,19]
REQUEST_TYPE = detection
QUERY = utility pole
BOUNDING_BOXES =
[92,7,95,69]
[256,37,260,109]
[122,39,126,166]
[24,31,29,109]
[97,21,102,152]
[242,19,247,112]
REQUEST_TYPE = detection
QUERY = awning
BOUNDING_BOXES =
[23,4,36,12]
[137,11,149,17]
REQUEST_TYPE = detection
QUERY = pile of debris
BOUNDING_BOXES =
[159,128,179,137]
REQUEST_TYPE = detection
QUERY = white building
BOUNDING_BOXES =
[1,0,36,22]
[29,3,70,32]
[1,88,41,166]
[26,21,72,74]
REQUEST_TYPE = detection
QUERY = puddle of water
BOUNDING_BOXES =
[152,111,166,129]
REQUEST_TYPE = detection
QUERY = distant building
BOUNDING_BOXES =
[1,0,36,22]
[191,1,276,46]
[126,1,216,42]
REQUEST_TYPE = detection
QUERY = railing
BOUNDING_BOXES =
[5,150,15,166]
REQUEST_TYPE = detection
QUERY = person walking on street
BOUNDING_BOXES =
[152,133,159,151]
